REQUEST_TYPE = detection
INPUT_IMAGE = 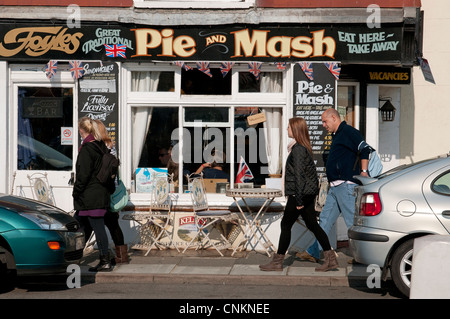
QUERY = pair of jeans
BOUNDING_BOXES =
[306,182,357,259]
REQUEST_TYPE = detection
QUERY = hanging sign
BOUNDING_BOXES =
[246,112,266,126]
[418,57,436,84]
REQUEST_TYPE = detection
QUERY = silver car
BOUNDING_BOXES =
[349,154,450,297]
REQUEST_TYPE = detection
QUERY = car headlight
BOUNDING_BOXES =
[19,212,67,231]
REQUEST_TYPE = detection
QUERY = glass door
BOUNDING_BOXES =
[13,84,76,212]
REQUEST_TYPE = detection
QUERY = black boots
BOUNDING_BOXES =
[89,254,113,272]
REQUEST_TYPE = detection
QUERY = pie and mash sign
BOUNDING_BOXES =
[0,23,405,63]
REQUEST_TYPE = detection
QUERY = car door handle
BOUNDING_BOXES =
[442,210,450,217]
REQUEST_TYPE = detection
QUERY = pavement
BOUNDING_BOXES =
[78,244,374,288]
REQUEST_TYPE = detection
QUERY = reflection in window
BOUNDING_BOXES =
[17,87,73,171]
[131,71,175,92]
[239,72,283,93]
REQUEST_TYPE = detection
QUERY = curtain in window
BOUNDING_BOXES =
[261,72,282,175]
[131,71,160,173]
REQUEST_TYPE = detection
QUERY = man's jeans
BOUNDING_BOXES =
[306,182,357,259]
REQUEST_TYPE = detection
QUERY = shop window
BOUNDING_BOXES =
[234,107,282,185]
[239,72,283,93]
[185,107,229,123]
[181,68,231,95]
[182,126,230,191]
[131,71,175,92]
[129,64,285,194]
[132,107,179,190]
[17,87,73,171]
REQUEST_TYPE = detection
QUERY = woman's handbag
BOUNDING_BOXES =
[110,178,129,212]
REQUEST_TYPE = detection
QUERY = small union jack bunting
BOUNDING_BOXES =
[220,62,234,77]
[173,61,192,71]
[104,44,127,58]
[274,62,287,70]
[45,60,58,79]
[248,62,262,80]
[196,61,212,77]
[69,60,84,80]
[324,62,341,80]
[298,62,314,81]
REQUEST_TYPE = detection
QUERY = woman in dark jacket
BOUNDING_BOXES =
[73,117,115,272]
[260,117,338,272]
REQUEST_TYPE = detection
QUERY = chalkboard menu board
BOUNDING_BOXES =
[78,62,119,154]
[293,63,336,173]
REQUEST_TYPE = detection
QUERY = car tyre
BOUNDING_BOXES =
[391,239,414,297]
[0,247,16,292]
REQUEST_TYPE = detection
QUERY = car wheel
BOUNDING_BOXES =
[0,246,16,291]
[390,239,414,297]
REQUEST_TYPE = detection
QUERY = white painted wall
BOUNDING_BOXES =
[408,0,450,162]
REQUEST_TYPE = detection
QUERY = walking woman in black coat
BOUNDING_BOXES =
[73,117,115,272]
[259,117,338,272]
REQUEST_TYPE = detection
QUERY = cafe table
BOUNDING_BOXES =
[225,187,283,256]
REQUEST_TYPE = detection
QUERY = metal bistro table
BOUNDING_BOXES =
[226,187,283,256]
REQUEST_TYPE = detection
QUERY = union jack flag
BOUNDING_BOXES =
[69,60,84,80]
[174,61,192,71]
[274,62,287,70]
[220,62,234,77]
[324,62,341,80]
[196,61,212,77]
[298,62,313,81]
[45,60,58,79]
[235,156,254,184]
[104,44,127,58]
[248,62,262,80]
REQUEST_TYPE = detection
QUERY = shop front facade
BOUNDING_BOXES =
[0,0,423,249]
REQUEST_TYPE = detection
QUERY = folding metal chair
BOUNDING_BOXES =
[27,172,57,206]
[182,174,241,256]
[124,173,179,255]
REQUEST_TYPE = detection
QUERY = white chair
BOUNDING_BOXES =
[182,174,240,256]
[27,172,57,206]
[124,173,179,255]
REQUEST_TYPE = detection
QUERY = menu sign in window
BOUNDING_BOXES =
[293,63,336,173]
[78,62,119,153]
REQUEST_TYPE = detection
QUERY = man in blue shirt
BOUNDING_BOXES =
[298,108,369,262]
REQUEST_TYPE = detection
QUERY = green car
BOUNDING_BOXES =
[0,194,84,278]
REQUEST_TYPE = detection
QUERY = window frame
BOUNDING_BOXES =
[124,62,287,204]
